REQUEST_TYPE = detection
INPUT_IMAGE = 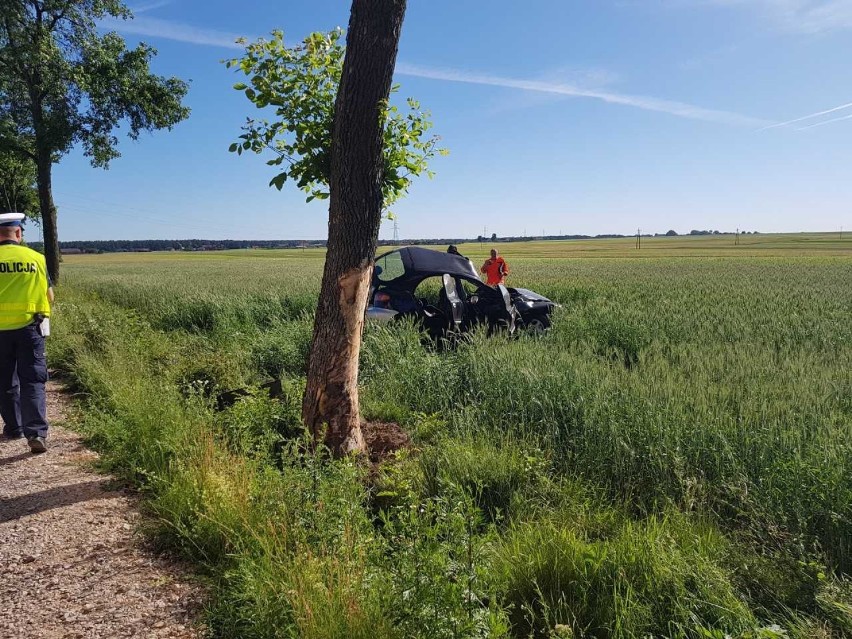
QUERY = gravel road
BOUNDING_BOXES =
[0,381,205,639]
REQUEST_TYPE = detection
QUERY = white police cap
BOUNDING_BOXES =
[0,212,26,227]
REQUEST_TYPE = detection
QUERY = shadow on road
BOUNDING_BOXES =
[0,479,113,523]
[0,451,33,468]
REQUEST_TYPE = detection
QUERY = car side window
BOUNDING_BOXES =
[415,277,444,307]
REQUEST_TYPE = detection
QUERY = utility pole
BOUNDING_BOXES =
[735,227,739,246]
[636,228,641,250]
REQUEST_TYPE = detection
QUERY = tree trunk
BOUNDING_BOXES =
[301,0,408,456]
[35,152,60,282]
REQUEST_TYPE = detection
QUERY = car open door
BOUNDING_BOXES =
[442,274,464,328]
[496,283,516,333]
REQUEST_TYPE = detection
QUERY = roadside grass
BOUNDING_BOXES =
[49,243,852,637]
[51,291,507,638]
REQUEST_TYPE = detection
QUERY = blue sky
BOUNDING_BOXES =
[52,0,852,241]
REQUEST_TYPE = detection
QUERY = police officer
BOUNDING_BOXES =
[0,212,53,453]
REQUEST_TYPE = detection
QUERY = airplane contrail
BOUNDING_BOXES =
[797,112,852,130]
[395,63,769,128]
[758,101,852,131]
[100,15,248,49]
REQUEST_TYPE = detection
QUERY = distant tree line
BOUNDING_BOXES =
[27,238,328,254]
[685,229,758,236]
[26,229,760,255]
[474,233,633,243]
[657,230,760,237]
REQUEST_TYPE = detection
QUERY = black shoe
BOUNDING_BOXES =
[3,431,24,440]
[28,436,47,454]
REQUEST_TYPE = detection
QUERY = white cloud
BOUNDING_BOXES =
[131,1,172,13]
[396,63,770,127]
[101,15,251,49]
[678,42,741,70]
[697,0,852,33]
[796,0,852,31]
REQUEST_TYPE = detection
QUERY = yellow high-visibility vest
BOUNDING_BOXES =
[0,243,51,331]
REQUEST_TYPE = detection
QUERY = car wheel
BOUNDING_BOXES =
[525,314,551,334]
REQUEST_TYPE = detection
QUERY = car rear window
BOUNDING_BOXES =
[375,251,405,282]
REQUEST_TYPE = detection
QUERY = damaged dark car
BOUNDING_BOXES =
[366,246,557,338]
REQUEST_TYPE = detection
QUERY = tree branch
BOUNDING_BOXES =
[46,7,69,32]
[266,142,296,165]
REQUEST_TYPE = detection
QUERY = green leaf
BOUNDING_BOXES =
[269,173,287,190]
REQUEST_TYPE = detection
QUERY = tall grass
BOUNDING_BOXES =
[49,247,852,637]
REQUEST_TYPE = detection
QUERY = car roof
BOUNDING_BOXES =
[374,246,481,286]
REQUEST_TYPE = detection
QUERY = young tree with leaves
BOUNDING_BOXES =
[227,28,441,209]
[0,0,190,281]
[228,0,442,455]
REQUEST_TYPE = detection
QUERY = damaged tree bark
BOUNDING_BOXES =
[301,0,408,456]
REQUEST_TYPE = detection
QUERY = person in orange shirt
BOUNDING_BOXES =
[481,248,510,286]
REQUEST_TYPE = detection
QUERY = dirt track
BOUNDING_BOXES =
[0,381,205,639]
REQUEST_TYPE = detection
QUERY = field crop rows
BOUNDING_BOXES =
[52,235,852,638]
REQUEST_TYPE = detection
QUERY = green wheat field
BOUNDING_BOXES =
[51,233,852,638]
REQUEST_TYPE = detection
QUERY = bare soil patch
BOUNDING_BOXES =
[362,420,411,463]
[0,380,205,639]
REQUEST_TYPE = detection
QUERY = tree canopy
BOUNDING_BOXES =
[226,29,445,210]
[0,0,190,279]
[0,1,190,167]
[0,152,37,216]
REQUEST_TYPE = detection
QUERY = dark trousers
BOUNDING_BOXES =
[0,324,49,439]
